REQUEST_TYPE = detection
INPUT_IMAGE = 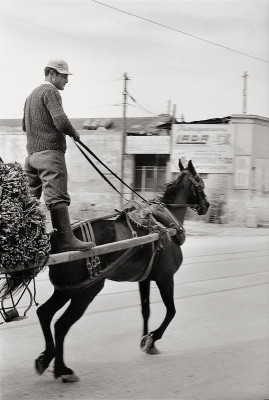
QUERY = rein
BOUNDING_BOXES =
[74,139,205,213]
[74,141,123,197]
[73,139,146,202]
[165,203,203,213]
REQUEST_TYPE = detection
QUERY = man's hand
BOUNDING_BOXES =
[72,130,80,142]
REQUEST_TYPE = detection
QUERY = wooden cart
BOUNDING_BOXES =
[0,228,176,323]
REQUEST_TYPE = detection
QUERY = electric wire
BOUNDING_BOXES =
[90,0,269,64]
[2,5,268,118]
[1,12,193,75]
[76,76,123,86]
[127,92,160,116]
[126,85,161,116]
[126,102,158,116]
[71,103,120,111]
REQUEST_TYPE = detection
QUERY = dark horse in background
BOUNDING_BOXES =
[35,160,210,382]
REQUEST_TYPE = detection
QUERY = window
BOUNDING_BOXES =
[134,155,168,192]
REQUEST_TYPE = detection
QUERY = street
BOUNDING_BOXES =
[1,234,269,400]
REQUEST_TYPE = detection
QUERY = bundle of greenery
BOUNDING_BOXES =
[0,162,51,273]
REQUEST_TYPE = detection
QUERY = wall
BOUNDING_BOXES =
[251,117,269,222]
[228,115,269,225]
[0,130,124,219]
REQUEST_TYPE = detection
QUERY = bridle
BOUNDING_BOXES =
[165,171,207,213]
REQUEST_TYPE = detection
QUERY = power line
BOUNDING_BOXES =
[127,83,160,116]
[75,76,123,88]
[71,103,120,111]
[127,96,159,116]
[90,0,269,64]
[1,12,193,75]
[83,76,123,84]
[126,103,158,116]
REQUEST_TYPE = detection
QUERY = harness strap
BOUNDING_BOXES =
[54,216,161,292]
[86,220,95,239]
[122,213,159,281]
[79,222,101,279]
[79,223,92,275]
[125,212,138,238]
[137,243,157,282]
[52,246,140,294]
[165,203,197,208]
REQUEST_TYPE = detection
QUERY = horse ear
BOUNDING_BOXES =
[188,160,197,175]
[178,159,185,171]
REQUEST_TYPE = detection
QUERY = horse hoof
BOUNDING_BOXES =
[35,352,55,375]
[55,367,79,383]
[146,345,160,354]
[141,334,154,352]
[57,373,79,383]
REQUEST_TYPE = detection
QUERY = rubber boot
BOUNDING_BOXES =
[50,203,95,252]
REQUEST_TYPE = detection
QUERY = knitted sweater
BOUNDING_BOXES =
[23,83,76,155]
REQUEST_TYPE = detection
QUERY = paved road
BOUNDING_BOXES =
[1,234,269,400]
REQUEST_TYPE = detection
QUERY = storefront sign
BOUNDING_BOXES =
[171,124,233,173]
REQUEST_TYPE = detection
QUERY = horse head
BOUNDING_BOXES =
[161,159,210,215]
[180,159,210,215]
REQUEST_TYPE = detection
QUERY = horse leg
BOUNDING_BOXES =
[141,278,176,354]
[139,280,158,354]
[139,280,150,336]
[53,281,104,382]
[35,289,70,375]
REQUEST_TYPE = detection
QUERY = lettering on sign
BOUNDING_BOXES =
[171,124,233,173]
[176,134,209,144]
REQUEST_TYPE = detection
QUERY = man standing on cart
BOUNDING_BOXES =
[23,58,95,252]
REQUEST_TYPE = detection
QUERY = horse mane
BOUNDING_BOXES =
[159,171,185,204]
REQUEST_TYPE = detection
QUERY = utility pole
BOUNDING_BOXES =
[172,104,177,119]
[121,72,129,207]
[167,100,171,115]
[242,71,248,114]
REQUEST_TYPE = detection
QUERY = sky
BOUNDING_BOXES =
[0,0,268,122]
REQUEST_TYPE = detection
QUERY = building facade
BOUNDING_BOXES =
[1,114,269,225]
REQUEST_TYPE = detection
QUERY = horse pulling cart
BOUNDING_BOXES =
[0,156,210,382]
[0,218,177,323]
